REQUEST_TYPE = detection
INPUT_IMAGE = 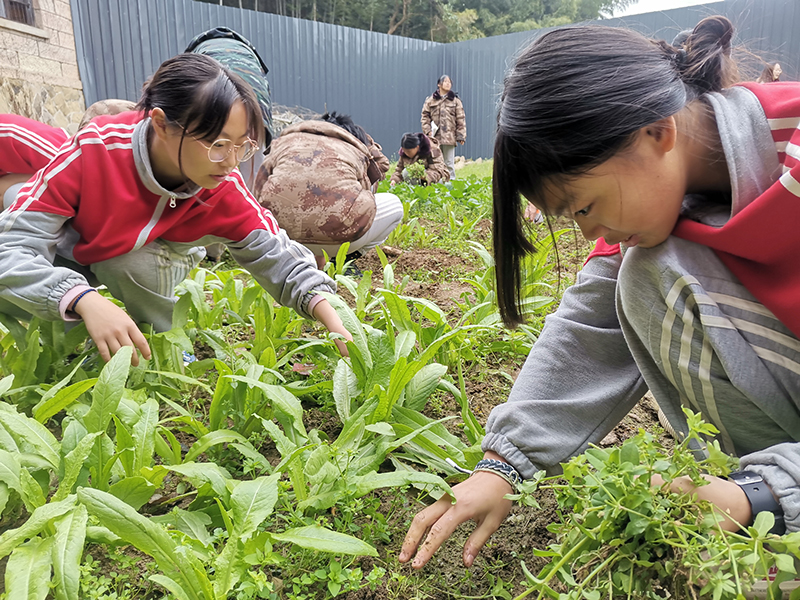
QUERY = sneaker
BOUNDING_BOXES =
[182,351,197,367]
[343,251,363,277]
[343,262,362,277]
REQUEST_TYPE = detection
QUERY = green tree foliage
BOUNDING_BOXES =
[202,0,637,42]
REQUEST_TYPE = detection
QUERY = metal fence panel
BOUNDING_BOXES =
[70,0,442,158]
[70,0,800,159]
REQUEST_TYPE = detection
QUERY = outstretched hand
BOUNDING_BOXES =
[399,466,513,569]
[652,474,751,531]
[311,297,353,356]
[72,292,151,366]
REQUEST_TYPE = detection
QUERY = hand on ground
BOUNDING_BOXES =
[399,469,513,569]
[73,292,151,366]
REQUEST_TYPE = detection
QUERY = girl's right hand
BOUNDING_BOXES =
[399,468,514,569]
[73,292,151,366]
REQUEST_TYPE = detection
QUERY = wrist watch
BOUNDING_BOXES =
[728,470,785,535]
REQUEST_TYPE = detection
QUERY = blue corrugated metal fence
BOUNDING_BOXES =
[70,0,800,159]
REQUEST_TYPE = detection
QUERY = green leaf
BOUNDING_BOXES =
[33,379,97,425]
[168,462,232,501]
[0,374,15,397]
[393,330,417,361]
[0,482,9,516]
[132,397,159,473]
[0,403,60,470]
[107,476,156,511]
[84,347,133,434]
[751,510,776,538]
[404,363,447,411]
[52,504,88,600]
[78,488,213,600]
[151,509,213,547]
[375,328,463,422]
[226,376,305,436]
[271,525,378,556]
[230,474,281,539]
[85,525,122,546]
[354,470,453,498]
[775,553,797,575]
[365,422,396,436]
[619,441,640,466]
[54,432,102,502]
[333,359,358,422]
[113,416,136,477]
[0,448,21,492]
[149,574,192,600]
[5,536,53,600]
[184,430,249,463]
[0,496,76,559]
[19,468,46,511]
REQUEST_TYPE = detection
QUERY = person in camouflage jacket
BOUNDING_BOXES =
[421,75,466,179]
[390,132,450,186]
[254,113,403,269]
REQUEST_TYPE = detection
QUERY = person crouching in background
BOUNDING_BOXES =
[390,132,449,186]
[254,112,403,272]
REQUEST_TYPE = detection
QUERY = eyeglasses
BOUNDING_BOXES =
[193,136,259,163]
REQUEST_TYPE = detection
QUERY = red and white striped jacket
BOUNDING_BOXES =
[0,114,68,176]
[7,111,280,264]
[0,111,334,322]
[588,81,800,338]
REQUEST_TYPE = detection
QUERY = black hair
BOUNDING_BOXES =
[136,53,265,178]
[493,15,738,327]
[401,132,421,150]
[321,111,370,146]
[438,74,451,85]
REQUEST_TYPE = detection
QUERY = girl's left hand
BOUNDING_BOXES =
[651,474,751,531]
[311,298,353,356]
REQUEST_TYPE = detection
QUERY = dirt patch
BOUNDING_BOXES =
[402,279,473,312]
[394,247,474,279]
[304,406,343,441]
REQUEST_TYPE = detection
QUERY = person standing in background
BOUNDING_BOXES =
[421,75,466,180]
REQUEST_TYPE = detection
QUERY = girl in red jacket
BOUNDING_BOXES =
[402,16,800,569]
[0,53,350,365]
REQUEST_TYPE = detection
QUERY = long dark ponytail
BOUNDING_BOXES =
[493,15,738,327]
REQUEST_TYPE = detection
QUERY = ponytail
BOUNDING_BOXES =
[670,15,739,94]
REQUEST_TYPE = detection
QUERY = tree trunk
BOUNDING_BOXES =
[387,0,411,35]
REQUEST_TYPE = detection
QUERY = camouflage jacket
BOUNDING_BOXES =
[390,135,450,185]
[421,91,466,147]
[254,120,389,244]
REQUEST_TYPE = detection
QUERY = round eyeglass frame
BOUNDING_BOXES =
[193,136,259,163]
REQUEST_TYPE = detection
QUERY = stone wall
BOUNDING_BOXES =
[0,0,85,133]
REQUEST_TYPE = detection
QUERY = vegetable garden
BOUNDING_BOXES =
[1,168,799,600]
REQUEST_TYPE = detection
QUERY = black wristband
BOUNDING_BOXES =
[728,470,785,535]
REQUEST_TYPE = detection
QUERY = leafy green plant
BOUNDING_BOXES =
[404,161,427,184]
[512,409,799,600]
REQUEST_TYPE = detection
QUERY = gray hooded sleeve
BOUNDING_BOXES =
[482,253,648,479]
[224,227,335,320]
[740,444,800,532]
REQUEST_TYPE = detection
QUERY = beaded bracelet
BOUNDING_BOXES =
[471,458,523,492]
[70,288,97,312]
